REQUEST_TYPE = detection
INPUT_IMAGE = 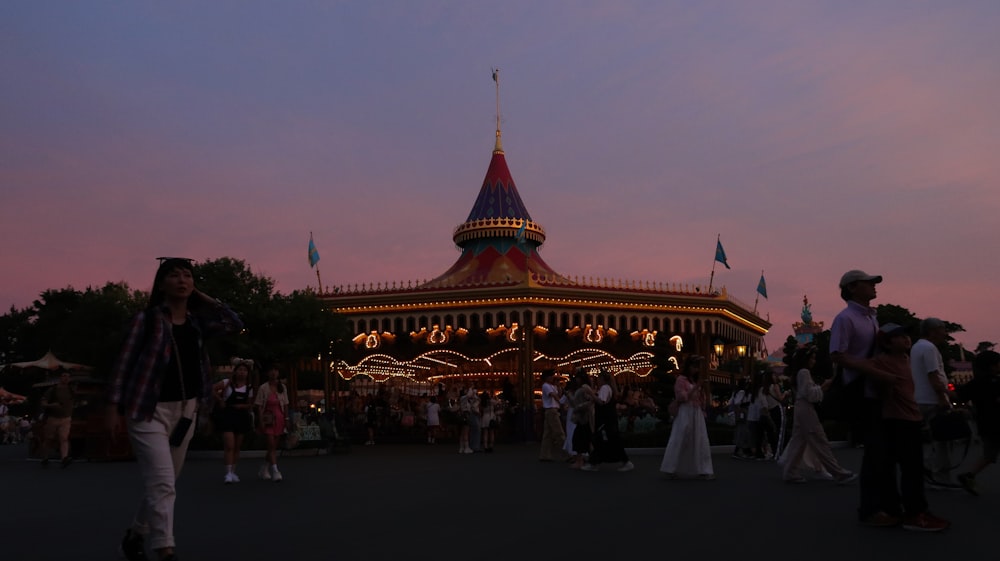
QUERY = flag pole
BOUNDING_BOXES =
[753,270,761,314]
[708,234,719,292]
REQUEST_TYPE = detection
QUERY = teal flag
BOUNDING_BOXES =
[515,221,526,244]
[308,235,320,268]
[757,274,768,298]
[715,239,731,270]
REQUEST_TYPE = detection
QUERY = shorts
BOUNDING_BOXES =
[44,416,72,441]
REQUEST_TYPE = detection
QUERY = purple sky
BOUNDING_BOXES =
[3,1,999,354]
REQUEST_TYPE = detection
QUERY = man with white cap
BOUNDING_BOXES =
[910,317,958,489]
[830,269,887,525]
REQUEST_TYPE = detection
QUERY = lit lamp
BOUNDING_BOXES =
[737,344,751,379]
[713,339,725,359]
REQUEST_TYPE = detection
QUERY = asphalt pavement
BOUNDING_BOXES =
[1,441,995,561]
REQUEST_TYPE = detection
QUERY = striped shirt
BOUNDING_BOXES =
[109,303,242,421]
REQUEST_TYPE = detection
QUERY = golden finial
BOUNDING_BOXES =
[492,67,503,154]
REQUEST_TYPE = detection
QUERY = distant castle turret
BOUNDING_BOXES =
[792,295,824,345]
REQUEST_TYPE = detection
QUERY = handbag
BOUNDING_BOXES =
[929,410,971,442]
[260,410,276,428]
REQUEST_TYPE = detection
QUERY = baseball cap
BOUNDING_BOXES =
[878,323,906,337]
[839,270,883,289]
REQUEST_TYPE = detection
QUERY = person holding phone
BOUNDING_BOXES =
[107,258,243,561]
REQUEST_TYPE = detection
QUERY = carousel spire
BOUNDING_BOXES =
[492,66,503,154]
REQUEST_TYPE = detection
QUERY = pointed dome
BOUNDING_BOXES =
[452,141,547,248]
[464,149,532,223]
[422,135,565,288]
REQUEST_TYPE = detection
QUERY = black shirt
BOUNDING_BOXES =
[158,320,203,402]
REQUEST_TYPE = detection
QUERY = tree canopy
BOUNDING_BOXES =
[0,257,348,395]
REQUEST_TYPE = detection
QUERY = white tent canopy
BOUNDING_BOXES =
[1,351,92,373]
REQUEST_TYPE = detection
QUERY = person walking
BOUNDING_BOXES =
[660,356,714,480]
[781,347,857,484]
[730,379,753,460]
[479,391,498,453]
[909,318,958,489]
[764,371,790,457]
[569,370,595,470]
[212,357,255,484]
[538,370,566,461]
[425,396,441,444]
[586,370,633,472]
[254,364,289,482]
[842,323,950,531]
[39,371,75,468]
[107,258,243,561]
[363,395,378,446]
[748,377,775,460]
[830,269,885,525]
[465,387,482,452]
[561,376,579,462]
[957,350,1000,496]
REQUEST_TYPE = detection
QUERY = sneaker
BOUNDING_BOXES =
[860,511,900,527]
[618,461,635,472]
[834,472,858,485]
[258,465,271,480]
[270,466,282,482]
[224,472,235,484]
[230,472,240,483]
[580,463,599,471]
[957,472,979,496]
[120,528,146,561]
[902,511,950,532]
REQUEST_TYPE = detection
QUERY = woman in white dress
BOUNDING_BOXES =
[780,346,856,484]
[660,356,714,479]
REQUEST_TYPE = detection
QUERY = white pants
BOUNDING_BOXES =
[127,399,196,550]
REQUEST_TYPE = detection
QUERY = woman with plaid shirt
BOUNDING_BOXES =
[107,258,242,561]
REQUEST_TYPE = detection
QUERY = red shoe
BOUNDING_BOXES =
[902,512,950,532]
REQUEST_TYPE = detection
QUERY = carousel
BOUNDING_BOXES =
[320,88,770,406]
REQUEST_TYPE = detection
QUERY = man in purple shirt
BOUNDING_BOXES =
[830,269,894,526]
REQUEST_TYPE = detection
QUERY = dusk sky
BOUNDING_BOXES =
[3,1,999,354]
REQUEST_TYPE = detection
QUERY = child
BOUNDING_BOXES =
[957,351,1000,495]
[841,323,949,531]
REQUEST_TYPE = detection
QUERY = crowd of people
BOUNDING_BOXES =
[4,261,998,559]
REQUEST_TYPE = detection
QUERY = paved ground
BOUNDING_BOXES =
[2,441,996,561]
